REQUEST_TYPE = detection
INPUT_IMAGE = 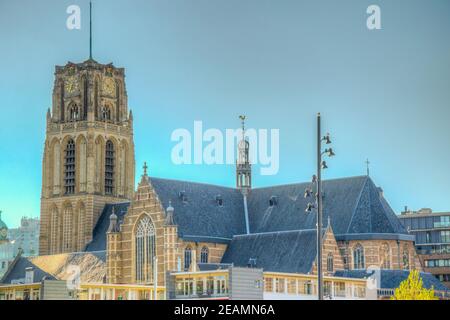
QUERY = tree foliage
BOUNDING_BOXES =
[391,270,438,300]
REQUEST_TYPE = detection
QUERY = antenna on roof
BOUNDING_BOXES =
[89,1,93,60]
[365,159,370,176]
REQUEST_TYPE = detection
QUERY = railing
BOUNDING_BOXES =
[434,222,450,229]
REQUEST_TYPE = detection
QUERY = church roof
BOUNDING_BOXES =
[247,176,409,239]
[85,203,129,252]
[221,229,320,274]
[87,175,411,254]
[150,177,247,242]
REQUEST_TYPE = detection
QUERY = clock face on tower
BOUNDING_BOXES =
[64,76,78,94]
[103,77,116,96]
[0,228,7,239]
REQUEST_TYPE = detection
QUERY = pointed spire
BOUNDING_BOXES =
[239,115,246,140]
[236,115,251,192]
[165,201,175,226]
[327,215,331,228]
[107,207,119,233]
[366,159,370,176]
[143,162,148,176]
[139,162,150,185]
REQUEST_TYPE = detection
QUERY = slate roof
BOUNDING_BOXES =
[1,257,55,284]
[87,175,411,253]
[220,229,320,274]
[150,177,247,241]
[197,263,232,272]
[85,202,130,252]
[247,176,409,238]
[379,270,448,292]
[334,269,449,293]
[1,251,106,285]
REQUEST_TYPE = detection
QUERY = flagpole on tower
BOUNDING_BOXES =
[89,1,93,60]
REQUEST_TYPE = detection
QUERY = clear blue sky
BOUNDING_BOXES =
[0,0,449,228]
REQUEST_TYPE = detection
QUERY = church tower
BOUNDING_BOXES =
[39,58,135,255]
[236,115,251,234]
[236,115,251,192]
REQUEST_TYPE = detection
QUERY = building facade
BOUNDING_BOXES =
[8,217,40,257]
[0,55,435,300]
[39,59,135,255]
[399,208,450,287]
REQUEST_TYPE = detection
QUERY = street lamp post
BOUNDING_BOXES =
[316,113,324,301]
[305,112,335,301]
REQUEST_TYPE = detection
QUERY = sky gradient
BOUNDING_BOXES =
[0,0,449,228]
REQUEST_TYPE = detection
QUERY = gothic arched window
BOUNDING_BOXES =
[68,104,80,121]
[135,215,156,283]
[200,246,209,264]
[184,247,192,270]
[101,105,111,121]
[64,139,76,194]
[353,244,365,270]
[380,243,390,269]
[105,140,115,195]
[62,206,73,252]
[327,253,334,272]
[403,247,410,270]
[50,207,59,254]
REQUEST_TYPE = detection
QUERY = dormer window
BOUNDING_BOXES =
[215,195,223,206]
[179,191,187,202]
[269,196,278,207]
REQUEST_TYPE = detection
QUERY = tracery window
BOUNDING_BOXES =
[184,247,192,270]
[105,140,115,195]
[327,253,334,272]
[62,206,73,252]
[380,243,391,269]
[135,216,156,283]
[353,244,365,269]
[200,246,209,264]
[50,207,59,254]
[68,104,80,121]
[64,139,76,194]
[101,106,111,121]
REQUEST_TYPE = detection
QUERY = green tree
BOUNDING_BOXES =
[391,270,438,300]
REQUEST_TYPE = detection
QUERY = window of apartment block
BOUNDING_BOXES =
[441,231,450,243]
[287,279,296,294]
[275,278,285,293]
[264,277,273,292]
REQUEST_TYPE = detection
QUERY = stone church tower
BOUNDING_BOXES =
[39,59,135,255]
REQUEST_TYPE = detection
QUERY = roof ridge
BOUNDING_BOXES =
[251,175,369,191]
[233,228,323,238]
[150,175,369,191]
[150,176,237,190]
